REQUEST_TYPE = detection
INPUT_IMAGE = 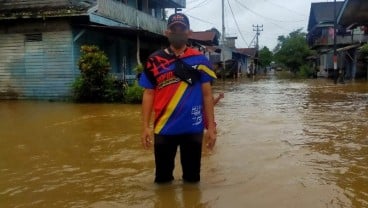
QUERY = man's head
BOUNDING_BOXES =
[165,13,192,50]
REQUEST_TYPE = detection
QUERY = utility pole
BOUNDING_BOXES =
[333,0,338,84]
[221,0,226,81]
[252,24,263,51]
[253,24,263,76]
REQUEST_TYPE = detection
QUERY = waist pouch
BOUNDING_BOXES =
[174,59,200,85]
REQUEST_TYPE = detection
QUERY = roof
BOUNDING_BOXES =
[189,31,218,46]
[205,46,221,53]
[0,0,97,19]
[236,48,257,57]
[338,0,368,28]
[307,2,344,32]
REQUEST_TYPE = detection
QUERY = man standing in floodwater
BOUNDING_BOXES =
[139,13,217,183]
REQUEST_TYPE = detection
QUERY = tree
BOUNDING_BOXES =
[72,45,125,102]
[273,29,313,74]
[259,46,273,68]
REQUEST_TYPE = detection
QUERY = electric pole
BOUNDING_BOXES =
[221,0,226,81]
[253,24,263,76]
[333,0,338,84]
[252,24,263,50]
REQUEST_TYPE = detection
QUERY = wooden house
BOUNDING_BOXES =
[307,1,368,79]
[338,0,368,79]
[0,0,185,99]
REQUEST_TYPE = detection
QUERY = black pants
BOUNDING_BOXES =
[154,133,203,183]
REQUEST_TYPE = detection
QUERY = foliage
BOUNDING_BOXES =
[134,64,144,74]
[273,29,313,74]
[298,65,314,78]
[72,45,125,102]
[124,81,144,104]
[78,45,110,81]
[259,46,273,68]
[103,75,126,102]
[72,45,146,104]
[360,43,368,56]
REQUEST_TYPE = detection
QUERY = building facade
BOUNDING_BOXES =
[0,0,185,99]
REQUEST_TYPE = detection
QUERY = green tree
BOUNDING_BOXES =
[72,45,125,102]
[273,29,313,74]
[259,46,273,68]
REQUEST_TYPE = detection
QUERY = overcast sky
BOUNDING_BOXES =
[168,0,340,50]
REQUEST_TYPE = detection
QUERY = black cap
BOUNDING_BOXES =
[167,13,190,29]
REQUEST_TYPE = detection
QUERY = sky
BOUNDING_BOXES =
[168,0,341,50]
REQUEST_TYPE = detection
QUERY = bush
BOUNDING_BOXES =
[103,75,126,102]
[298,65,314,78]
[360,43,368,56]
[72,45,145,103]
[72,45,128,102]
[125,81,144,104]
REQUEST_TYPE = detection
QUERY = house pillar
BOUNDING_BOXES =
[352,49,357,80]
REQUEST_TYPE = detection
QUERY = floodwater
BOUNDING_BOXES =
[0,78,367,208]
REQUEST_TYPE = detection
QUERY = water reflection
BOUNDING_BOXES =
[301,80,368,208]
[153,183,206,208]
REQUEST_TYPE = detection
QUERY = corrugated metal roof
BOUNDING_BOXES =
[0,0,97,19]
[189,31,218,46]
[307,2,344,32]
[338,0,368,27]
[190,31,216,42]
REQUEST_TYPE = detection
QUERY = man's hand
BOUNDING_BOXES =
[206,128,217,151]
[141,127,152,150]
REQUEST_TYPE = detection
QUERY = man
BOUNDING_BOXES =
[139,13,217,184]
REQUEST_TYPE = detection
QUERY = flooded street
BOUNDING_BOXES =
[1,78,367,208]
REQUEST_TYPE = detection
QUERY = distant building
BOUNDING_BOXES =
[338,0,368,79]
[0,0,185,100]
[307,1,368,79]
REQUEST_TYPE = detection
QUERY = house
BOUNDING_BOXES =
[236,48,258,76]
[188,28,222,62]
[0,0,185,100]
[307,2,344,78]
[338,0,368,79]
[218,37,252,78]
[307,1,368,79]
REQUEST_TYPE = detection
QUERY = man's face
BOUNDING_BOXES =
[166,24,191,49]
[167,24,189,35]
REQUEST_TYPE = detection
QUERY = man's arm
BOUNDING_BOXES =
[141,89,155,149]
[202,82,217,150]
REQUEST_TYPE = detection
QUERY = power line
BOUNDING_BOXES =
[186,0,201,4]
[227,0,249,46]
[248,33,257,48]
[184,0,211,12]
[233,0,305,23]
[233,0,292,32]
[263,0,308,17]
[184,13,217,26]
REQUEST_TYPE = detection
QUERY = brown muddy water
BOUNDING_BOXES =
[0,79,367,208]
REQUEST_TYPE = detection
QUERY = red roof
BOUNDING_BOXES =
[190,31,216,42]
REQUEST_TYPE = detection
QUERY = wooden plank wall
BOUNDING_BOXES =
[97,0,167,35]
[0,21,76,100]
